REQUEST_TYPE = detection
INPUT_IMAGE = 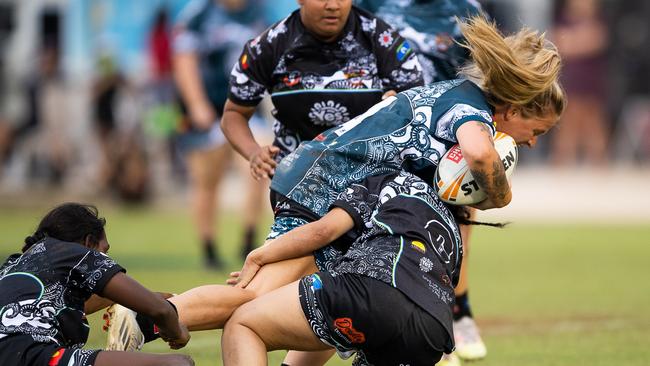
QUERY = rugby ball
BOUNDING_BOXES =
[434,132,518,205]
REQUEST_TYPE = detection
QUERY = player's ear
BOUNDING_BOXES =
[83,235,97,249]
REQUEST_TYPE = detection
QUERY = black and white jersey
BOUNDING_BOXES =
[228,6,424,158]
[330,171,462,338]
[0,238,124,348]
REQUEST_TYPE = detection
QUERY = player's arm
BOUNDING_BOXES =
[173,49,215,130]
[222,99,279,180]
[456,121,511,209]
[231,208,355,287]
[84,294,114,314]
[99,272,190,349]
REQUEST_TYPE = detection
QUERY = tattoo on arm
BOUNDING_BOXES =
[476,122,495,146]
[491,160,509,201]
[472,159,508,203]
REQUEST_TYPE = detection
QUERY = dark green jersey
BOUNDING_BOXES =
[270,79,494,217]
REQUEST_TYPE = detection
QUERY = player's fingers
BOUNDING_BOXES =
[267,145,280,154]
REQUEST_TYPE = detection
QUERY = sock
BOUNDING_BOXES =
[241,226,256,257]
[453,291,473,321]
[135,313,160,343]
[203,238,216,263]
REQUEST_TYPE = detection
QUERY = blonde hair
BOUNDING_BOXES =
[458,16,566,118]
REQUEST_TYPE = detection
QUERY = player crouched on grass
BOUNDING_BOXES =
[0,203,193,366]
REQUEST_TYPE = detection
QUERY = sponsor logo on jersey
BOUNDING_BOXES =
[334,317,366,344]
[283,72,301,87]
[446,145,463,163]
[396,41,412,61]
[241,54,249,70]
[411,240,426,254]
[49,349,66,366]
[378,30,394,48]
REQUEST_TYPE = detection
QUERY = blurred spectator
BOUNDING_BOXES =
[172,0,269,269]
[92,55,123,189]
[23,46,72,185]
[551,0,609,167]
[92,55,151,202]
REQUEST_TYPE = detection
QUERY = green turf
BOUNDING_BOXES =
[1,206,649,365]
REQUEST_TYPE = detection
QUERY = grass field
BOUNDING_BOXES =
[1,205,649,366]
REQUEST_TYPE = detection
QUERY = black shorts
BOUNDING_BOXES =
[0,334,100,366]
[299,272,451,366]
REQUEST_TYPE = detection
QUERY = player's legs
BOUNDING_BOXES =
[167,255,318,331]
[453,211,487,361]
[186,143,231,268]
[239,164,269,258]
[94,351,194,366]
[222,280,331,366]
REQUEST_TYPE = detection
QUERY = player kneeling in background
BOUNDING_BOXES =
[0,203,193,366]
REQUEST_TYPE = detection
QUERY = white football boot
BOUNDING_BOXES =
[436,352,461,366]
[104,304,145,351]
[453,316,487,360]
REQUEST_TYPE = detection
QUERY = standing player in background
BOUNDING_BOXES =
[221,0,424,181]
[172,0,269,268]
[354,1,488,364]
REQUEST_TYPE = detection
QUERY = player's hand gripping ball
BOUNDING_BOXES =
[434,132,518,205]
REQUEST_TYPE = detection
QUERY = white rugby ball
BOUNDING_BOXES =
[434,132,518,205]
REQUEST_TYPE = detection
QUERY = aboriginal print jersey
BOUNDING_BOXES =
[356,0,483,84]
[228,6,423,159]
[0,238,124,347]
[331,171,462,339]
[271,79,495,217]
[174,0,265,114]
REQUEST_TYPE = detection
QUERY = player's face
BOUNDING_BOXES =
[299,0,352,42]
[496,109,558,148]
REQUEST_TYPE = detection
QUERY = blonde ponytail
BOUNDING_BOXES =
[458,16,566,118]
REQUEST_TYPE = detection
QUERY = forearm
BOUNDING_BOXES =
[173,53,209,107]
[221,104,259,160]
[468,151,511,208]
[84,294,114,314]
[256,226,334,265]
[101,273,181,335]
[255,209,355,265]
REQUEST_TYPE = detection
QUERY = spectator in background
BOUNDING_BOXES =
[551,0,609,167]
[172,0,269,269]
[92,55,124,191]
[25,46,72,185]
[93,55,151,203]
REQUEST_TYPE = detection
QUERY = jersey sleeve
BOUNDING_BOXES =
[330,174,388,232]
[434,82,496,142]
[228,18,287,106]
[331,183,375,233]
[372,18,424,92]
[69,247,125,296]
